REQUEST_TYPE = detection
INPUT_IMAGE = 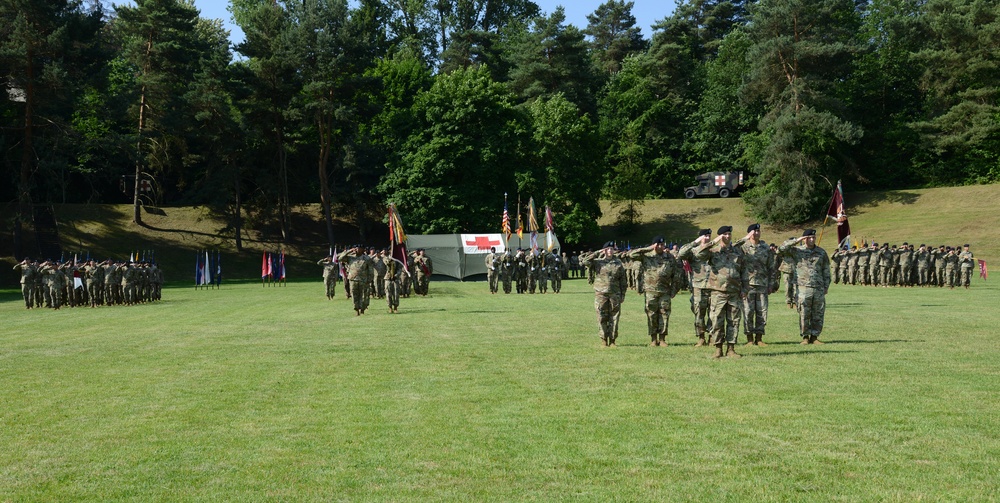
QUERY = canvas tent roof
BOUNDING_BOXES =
[406,234,561,280]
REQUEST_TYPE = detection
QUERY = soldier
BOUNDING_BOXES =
[500,249,514,294]
[897,243,914,287]
[85,260,106,307]
[856,243,871,286]
[778,230,831,344]
[151,262,163,301]
[526,249,541,294]
[915,244,931,286]
[38,261,64,309]
[371,249,387,299]
[943,246,960,288]
[12,258,36,309]
[734,223,775,346]
[581,242,627,347]
[958,244,975,288]
[933,245,947,287]
[695,226,748,358]
[514,249,528,294]
[384,253,407,313]
[831,247,845,284]
[316,256,339,299]
[538,249,557,294]
[485,247,500,294]
[410,248,433,296]
[846,246,860,285]
[628,236,684,347]
[678,229,714,347]
[338,246,374,315]
[778,238,797,307]
[549,253,564,293]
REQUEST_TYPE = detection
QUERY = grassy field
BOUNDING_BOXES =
[2,276,998,501]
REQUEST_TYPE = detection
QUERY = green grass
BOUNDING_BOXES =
[2,277,998,501]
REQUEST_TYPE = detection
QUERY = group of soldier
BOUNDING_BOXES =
[581,224,831,358]
[484,247,565,295]
[317,247,432,315]
[830,243,976,289]
[13,258,164,310]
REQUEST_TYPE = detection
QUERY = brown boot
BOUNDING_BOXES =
[726,344,742,358]
[695,336,707,347]
[810,336,824,345]
[712,343,724,359]
[744,334,756,346]
[658,337,667,347]
[800,337,810,345]
[755,334,767,347]
[650,336,659,347]
[601,338,609,347]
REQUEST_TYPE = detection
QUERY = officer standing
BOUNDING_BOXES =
[338,247,374,315]
[628,236,684,347]
[581,242,627,347]
[695,226,748,358]
[734,223,774,346]
[678,229,714,347]
[778,230,831,344]
[485,247,500,294]
[317,256,339,299]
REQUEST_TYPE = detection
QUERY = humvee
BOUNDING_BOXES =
[684,171,744,198]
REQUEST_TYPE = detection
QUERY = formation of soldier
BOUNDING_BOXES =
[320,246,422,315]
[486,247,565,295]
[12,258,164,310]
[831,243,976,289]
[581,224,832,357]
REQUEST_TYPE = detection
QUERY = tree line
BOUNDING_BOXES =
[2,0,997,255]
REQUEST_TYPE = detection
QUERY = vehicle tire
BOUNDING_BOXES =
[718,188,730,198]
[685,189,696,199]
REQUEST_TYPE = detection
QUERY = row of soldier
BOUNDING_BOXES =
[317,247,432,315]
[484,247,564,294]
[12,258,164,309]
[580,224,831,358]
[831,243,976,288]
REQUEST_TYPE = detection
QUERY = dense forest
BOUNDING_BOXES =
[2,0,998,253]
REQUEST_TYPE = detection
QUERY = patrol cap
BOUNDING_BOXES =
[718,225,733,234]
[652,235,665,244]
[698,229,712,237]
[747,223,760,232]
[802,229,816,237]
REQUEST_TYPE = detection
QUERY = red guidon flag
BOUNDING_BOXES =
[825,180,851,249]
[979,259,988,280]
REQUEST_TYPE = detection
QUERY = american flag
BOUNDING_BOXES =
[502,202,512,241]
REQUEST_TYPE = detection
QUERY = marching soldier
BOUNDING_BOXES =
[500,249,514,294]
[316,256,339,299]
[384,253,408,313]
[485,247,500,294]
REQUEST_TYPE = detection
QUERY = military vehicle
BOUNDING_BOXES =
[684,171,744,198]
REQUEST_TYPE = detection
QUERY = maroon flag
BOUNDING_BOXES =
[388,204,410,269]
[825,180,851,249]
[979,259,988,280]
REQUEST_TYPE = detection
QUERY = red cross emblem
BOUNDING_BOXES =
[715,175,726,186]
[465,236,501,250]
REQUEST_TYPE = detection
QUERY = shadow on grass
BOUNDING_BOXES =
[825,339,922,344]
[848,191,922,212]
[752,350,859,357]
[827,303,865,307]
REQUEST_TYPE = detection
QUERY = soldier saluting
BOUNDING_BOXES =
[581,242,628,347]
[778,230,831,344]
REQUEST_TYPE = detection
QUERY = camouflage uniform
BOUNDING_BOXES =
[410,251,432,296]
[779,250,797,306]
[12,260,36,308]
[778,238,831,343]
[943,249,959,288]
[485,251,500,294]
[831,249,845,284]
[958,247,975,288]
[628,245,684,346]
[695,241,748,351]
[897,246,914,287]
[581,250,627,346]
[339,249,374,313]
[933,247,947,287]
[735,237,775,345]
[549,254,563,293]
[500,251,514,294]
[317,258,339,299]
[915,246,931,286]
[678,239,713,345]
[856,247,871,286]
[372,253,387,299]
[384,255,405,312]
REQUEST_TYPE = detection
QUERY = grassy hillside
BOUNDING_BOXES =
[2,184,998,287]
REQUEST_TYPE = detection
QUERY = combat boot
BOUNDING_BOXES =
[809,336,824,345]
[744,334,755,346]
[650,336,659,347]
[658,336,667,347]
[695,336,707,347]
[800,337,810,345]
[726,344,742,358]
[601,338,608,347]
[755,334,768,347]
[712,343,724,359]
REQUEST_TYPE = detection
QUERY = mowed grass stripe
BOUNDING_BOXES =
[1,277,998,501]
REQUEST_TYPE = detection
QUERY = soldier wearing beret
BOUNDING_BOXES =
[778,230,831,344]
[694,226,748,358]
[734,223,775,346]
[581,242,628,347]
[628,235,685,346]
[678,229,714,347]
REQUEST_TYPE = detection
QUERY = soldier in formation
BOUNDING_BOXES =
[678,229,714,347]
[485,247,500,294]
[627,236,684,347]
[733,223,776,346]
[338,247,374,315]
[834,242,977,289]
[13,258,163,310]
[409,248,433,296]
[694,226,748,358]
[581,242,627,347]
[316,256,339,299]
